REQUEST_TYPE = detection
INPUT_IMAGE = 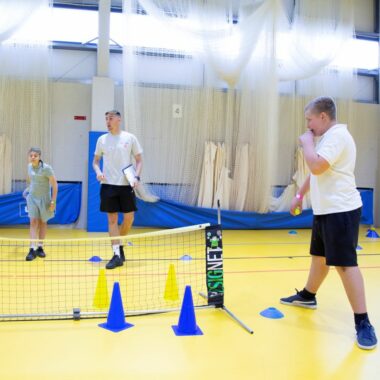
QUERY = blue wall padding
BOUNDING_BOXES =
[87,131,373,231]
[0,182,81,225]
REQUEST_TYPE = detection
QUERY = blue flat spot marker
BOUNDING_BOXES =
[127,242,133,246]
[356,245,362,250]
[366,229,379,238]
[288,230,297,235]
[89,256,102,262]
[180,254,193,261]
[260,307,284,319]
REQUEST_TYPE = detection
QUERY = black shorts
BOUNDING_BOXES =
[100,184,137,213]
[310,207,361,267]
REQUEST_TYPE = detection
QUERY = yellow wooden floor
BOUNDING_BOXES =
[0,226,379,380]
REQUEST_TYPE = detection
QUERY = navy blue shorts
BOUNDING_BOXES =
[310,208,361,267]
[100,184,137,213]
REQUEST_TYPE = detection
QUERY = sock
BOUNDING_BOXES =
[30,244,36,251]
[299,288,316,300]
[354,312,369,326]
[112,244,120,257]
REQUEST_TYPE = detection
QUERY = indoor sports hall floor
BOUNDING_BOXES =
[0,226,380,380]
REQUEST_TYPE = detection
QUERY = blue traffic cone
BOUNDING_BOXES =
[172,285,203,336]
[98,282,134,332]
[366,228,379,238]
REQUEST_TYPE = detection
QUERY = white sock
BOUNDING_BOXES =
[112,245,120,257]
[30,244,36,251]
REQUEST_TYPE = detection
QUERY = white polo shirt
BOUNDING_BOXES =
[95,131,143,186]
[310,124,362,215]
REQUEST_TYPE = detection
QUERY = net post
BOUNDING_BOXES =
[205,225,224,307]
[205,201,253,334]
[217,199,221,225]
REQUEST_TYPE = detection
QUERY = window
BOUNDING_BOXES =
[7,6,98,46]
[333,38,378,71]
[5,3,379,102]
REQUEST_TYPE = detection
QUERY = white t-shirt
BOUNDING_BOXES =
[95,131,143,186]
[310,124,362,215]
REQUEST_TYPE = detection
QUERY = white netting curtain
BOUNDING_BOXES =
[0,135,12,194]
[121,0,355,212]
[0,0,51,194]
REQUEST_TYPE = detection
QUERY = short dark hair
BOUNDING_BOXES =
[305,96,336,120]
[105,110,121,117]
[29,147,42,155]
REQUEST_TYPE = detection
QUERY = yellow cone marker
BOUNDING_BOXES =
[93,268,110,309]
[164,264,179,301]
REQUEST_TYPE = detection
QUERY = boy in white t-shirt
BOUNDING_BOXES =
[93,110,143,269]
[280,96,377,350]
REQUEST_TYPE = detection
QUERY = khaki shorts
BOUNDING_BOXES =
[27,194,54,222]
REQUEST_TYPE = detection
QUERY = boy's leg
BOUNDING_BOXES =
[107,212,120,242]
[335,266,366,313]
[105,212,123,269]
[335,266,377,350]
[119,212,134,262]
[120,212,134,236]
[280,255,329,309]
[305,255,330,293]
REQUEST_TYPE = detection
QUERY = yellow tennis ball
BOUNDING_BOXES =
[294,207,301,216]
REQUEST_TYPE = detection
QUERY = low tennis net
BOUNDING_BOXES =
[0,224,224,321]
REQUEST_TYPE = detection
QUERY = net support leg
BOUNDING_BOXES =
[221,305,254,334]
[199,292,253,334]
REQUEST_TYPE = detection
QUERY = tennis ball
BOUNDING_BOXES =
[294,207,301,216]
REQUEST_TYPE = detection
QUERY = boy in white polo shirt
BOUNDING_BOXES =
[280,96,377,350]
[93,110,143,270]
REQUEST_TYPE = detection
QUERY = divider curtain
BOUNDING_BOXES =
[122,0,355,212]
[0,0,51,192]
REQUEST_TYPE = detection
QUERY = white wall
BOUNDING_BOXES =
[354,0,376,32]
[51,82,92,228]
[352,103,379,189]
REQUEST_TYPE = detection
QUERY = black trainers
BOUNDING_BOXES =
[280,289,317,309]
[26,248,37,261]
[105,254,123,270]
[120,245,125,262]
[36,246,46,258]
[356,320,378,350]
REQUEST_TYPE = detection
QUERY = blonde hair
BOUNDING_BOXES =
[305,96,336,120]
